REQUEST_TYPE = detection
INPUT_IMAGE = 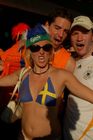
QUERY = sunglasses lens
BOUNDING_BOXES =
[43,44,52,52]
[30,44,52,52]
[30,45,40,52]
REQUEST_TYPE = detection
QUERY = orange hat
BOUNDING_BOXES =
[11,23,30,40]
[0,49,4,58]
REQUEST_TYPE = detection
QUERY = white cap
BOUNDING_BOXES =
[71,16,93,30]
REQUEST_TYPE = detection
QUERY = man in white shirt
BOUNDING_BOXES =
[63,15,93,140]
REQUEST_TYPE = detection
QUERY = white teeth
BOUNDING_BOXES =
[39,56,44,62]
[39,56,44,59]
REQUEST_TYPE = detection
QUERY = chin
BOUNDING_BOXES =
[39,64,47,68]
[78,52,86,57]
[53,44,60,50]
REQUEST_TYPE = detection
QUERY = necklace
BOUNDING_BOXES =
[32,65,49,75]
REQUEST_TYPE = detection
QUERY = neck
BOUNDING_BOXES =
[32,65,49,75]
[54,45,63,52]
[81,47,93,59]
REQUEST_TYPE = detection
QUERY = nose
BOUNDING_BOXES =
[58,29,64,38]
[77,32,83,41]
[39,48,44,54]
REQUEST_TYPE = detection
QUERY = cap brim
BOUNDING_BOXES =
[26,34,51,48]
[71,23,91,30]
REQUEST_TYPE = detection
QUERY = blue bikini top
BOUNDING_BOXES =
[18,75,56,106]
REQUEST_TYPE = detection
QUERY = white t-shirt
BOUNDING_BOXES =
[63,55,93,140]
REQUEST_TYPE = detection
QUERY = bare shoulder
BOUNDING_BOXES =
[65,56,76,73]
[13,69,21,76]
[50,66,72,80]
[14,67,30,78]
[8,69,21,80]
[50,67,75,91]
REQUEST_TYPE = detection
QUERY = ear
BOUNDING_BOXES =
[45,21,49,28]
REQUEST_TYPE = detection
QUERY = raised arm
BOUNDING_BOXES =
[63,71,93,103]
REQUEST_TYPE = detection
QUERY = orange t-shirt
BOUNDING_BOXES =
[52,47,71,69]
[1,42,21,75]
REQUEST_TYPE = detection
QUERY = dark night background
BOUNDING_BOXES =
[0,0,93,50]
[0,5,46,51]
[1,0,93,50]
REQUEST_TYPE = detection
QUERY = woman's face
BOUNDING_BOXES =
[30,40,53,68]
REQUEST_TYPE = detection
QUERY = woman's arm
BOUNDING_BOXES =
[0,69,20,87]
[65,56,76,73]
[64,71,93,103]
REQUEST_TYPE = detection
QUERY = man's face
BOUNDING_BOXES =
[48,17,71,51]
[71,26,93,58]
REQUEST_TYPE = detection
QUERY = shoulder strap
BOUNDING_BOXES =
[10,66,31,100]
[18,66,31,86]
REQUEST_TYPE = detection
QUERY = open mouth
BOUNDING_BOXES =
[76,44,84,51]
[76,44,84,47]
[38,56,45,63]
[54,38,62,44]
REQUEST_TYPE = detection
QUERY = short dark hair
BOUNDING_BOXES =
[47,8,73,25]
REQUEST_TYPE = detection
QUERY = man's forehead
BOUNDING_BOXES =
[54,17,71,23]
[53,23,71,31]
[53,17,71,28]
